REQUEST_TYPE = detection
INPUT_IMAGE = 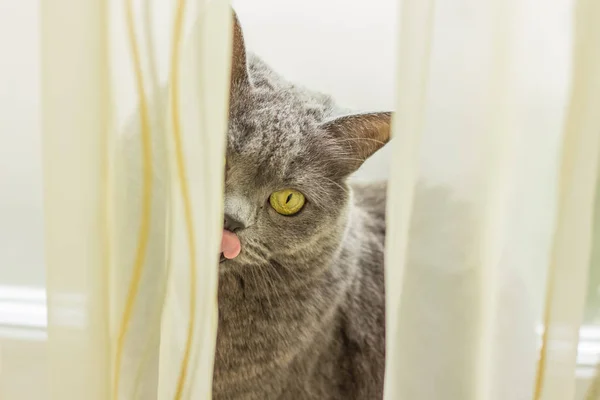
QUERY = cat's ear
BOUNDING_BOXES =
[321,112,392,175]
[230,8,250,90]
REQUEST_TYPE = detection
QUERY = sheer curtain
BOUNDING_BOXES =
[39,1,599,400]
[384,0,600,399]
[42,0,231,398]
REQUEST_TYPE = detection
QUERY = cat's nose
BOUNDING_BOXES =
[224,213,245,232]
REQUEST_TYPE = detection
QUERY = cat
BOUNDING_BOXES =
[213,9,391,399]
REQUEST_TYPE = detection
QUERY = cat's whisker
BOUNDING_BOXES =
[245,251,268,268]
[274,263,315,292]
[255,265,279,306]
[264,269,284,303]
[268,264,285,294]
[248,263,259,288]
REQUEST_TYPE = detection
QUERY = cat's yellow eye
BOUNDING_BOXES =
[269,189,305,216]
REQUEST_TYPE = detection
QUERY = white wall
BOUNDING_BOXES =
[0,0,45,287]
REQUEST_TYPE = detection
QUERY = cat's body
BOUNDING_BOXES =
[215,180,386,399]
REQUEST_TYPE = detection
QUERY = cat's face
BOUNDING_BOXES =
[223,65,350,269]
[220,10,391,271]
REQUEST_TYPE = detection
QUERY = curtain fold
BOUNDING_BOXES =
[383,0,435,398]
[157,2,232,398]
[41,0,111,398]
[535,0,600,398]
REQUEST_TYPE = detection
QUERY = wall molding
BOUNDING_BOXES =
[0,285,47,341]
[0,285,598,377]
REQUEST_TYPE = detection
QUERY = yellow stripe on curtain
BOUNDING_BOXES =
[112,0,155,397]
[157,1,232,399]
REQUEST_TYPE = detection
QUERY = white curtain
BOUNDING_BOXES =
[39,1,600,400]
[384,0,600,399]
[42,0,231,398]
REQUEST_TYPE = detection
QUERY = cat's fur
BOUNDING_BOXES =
[213,11,391,399]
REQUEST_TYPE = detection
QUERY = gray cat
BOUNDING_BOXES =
[214,10,391,399]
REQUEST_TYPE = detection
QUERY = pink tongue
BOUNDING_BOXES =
[221,229,241,259]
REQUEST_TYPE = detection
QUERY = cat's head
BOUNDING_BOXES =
[221,10,391,271]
